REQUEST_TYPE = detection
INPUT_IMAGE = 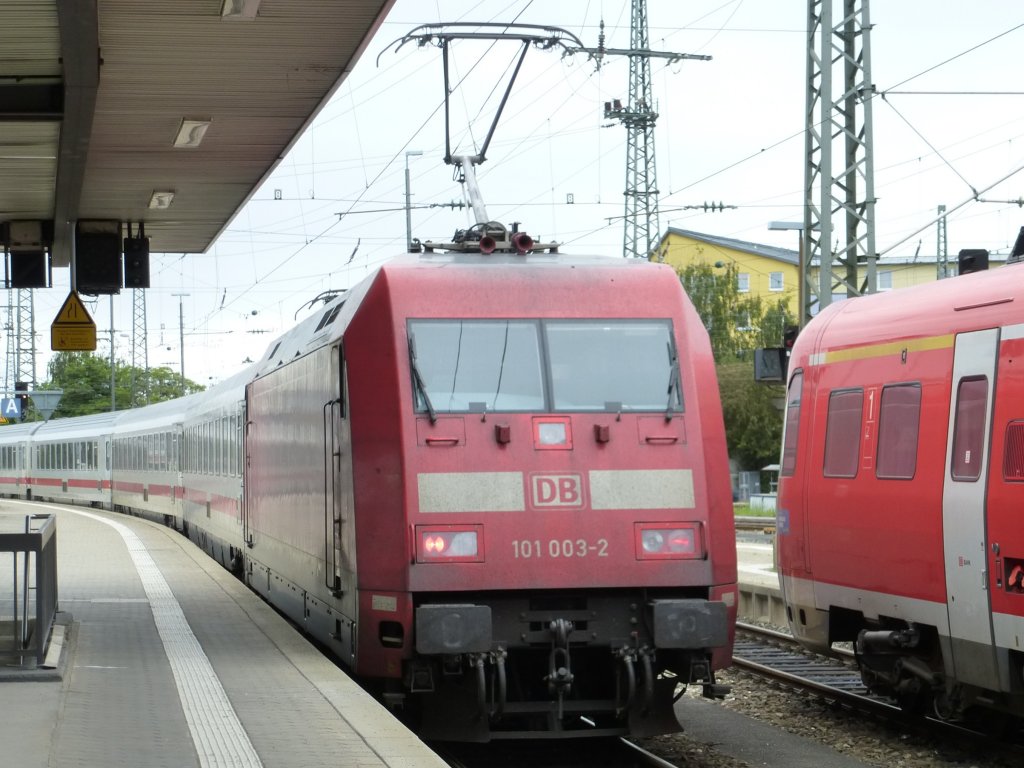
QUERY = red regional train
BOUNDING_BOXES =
[777,233,1024,724]
[2,232,737,741]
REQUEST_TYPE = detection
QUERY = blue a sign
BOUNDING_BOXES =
[1,398,22,419]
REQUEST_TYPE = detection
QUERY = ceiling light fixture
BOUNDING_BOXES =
[221,0,261,20]
[173,119,211,148]
[149,191,175,210]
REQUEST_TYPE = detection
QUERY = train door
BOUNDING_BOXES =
[323,344,357,618]
[942,328,999,690]
[242,393,253,548]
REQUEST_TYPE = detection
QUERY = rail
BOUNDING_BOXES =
[0,514,58,664]
[735,515,776,531]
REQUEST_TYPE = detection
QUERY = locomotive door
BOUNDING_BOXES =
[942,328,999,690]
[323,344,356,616]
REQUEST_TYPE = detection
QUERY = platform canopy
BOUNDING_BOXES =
[0,0,395,268]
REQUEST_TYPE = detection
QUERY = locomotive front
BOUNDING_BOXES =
[344,251,737,741]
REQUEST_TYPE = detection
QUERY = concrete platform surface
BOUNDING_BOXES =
[0,500,446,768]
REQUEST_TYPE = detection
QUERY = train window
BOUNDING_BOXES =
[951,377,989,482]
[875,384,922,480]
[408,320,545,412]
[781,372,803,476]
[823,389,863,478]
[546,320,680,413]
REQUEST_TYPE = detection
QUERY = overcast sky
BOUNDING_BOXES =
[32,1,1024,388]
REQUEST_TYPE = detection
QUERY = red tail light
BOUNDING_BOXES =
[416,525,484,563]
[635,523,703,560]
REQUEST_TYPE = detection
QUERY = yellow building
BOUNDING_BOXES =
[655,228,800,319]
[656,228,1006,317]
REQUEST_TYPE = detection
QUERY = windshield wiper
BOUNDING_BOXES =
[408,337,437,423]
[665,338,681,421]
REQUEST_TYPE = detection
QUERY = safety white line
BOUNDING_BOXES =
[61,506,263,768]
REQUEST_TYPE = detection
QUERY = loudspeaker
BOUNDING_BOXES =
[76,225,122,294]
[8,250,50,288]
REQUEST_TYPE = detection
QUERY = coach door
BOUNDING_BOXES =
[942,328,999,690]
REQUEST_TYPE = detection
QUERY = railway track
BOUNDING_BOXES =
[733,516,776,532]
[435,735,680,768]
[733,623,889,712]
[733,622,1024,752]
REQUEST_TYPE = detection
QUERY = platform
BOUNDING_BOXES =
[0,499,446,768]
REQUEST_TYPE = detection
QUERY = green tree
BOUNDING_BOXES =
[26,352,204,420]
[677,263,792,470]
[678,262,790,360]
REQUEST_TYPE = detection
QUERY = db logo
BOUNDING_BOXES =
[530,474,584,508]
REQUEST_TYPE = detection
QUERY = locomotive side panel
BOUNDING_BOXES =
[342,272,415,679]
[245,344,357,630]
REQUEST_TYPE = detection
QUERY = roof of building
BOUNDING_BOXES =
[663,228,798,266]
[663,228,1009,269]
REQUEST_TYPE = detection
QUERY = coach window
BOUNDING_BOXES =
[409,320,545,412]
[781,371,803,476]
[1002,421,1024,480]
[875,384,921,479]
[546,320,680,413]
[951,376,989,482]
[823,389,863,478]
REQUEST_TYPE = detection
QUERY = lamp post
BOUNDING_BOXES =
[768,221,808,327]
[109,294,116,411]
[172,293,189,393]
[405,150,423,252]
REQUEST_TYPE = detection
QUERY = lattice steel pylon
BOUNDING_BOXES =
[936,204,949,279]
[130,287,149,406]
[3,291,13,393]
[599,2,709,259]
[802,0,878,323]
[14,289,37,388]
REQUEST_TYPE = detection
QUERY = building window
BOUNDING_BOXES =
[823,389,863,478]
[878,270,893,291]
[876,384,921,479]
[769,272,784,292]
[737,272,750,293]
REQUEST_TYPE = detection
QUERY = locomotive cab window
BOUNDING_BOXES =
[823,389,863,478]
[545,320,680,413]
[409,320,545,412]
[951,376,989,482]
[407,319,680,415]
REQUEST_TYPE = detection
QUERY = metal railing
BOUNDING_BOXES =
[0,514,58,665]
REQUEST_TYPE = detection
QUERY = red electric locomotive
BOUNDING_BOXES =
[243,233,737,740]
[777,231,1024,724]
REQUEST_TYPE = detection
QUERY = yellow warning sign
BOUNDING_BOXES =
[51,291,97,351]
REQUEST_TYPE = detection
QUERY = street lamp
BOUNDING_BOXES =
[405,150,423,252]
[172,293,190,393]
[768,221,808,327]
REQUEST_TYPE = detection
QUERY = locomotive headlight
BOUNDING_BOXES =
[635,523,702,560]
[416,525,484,563]
[641,530,666,553]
